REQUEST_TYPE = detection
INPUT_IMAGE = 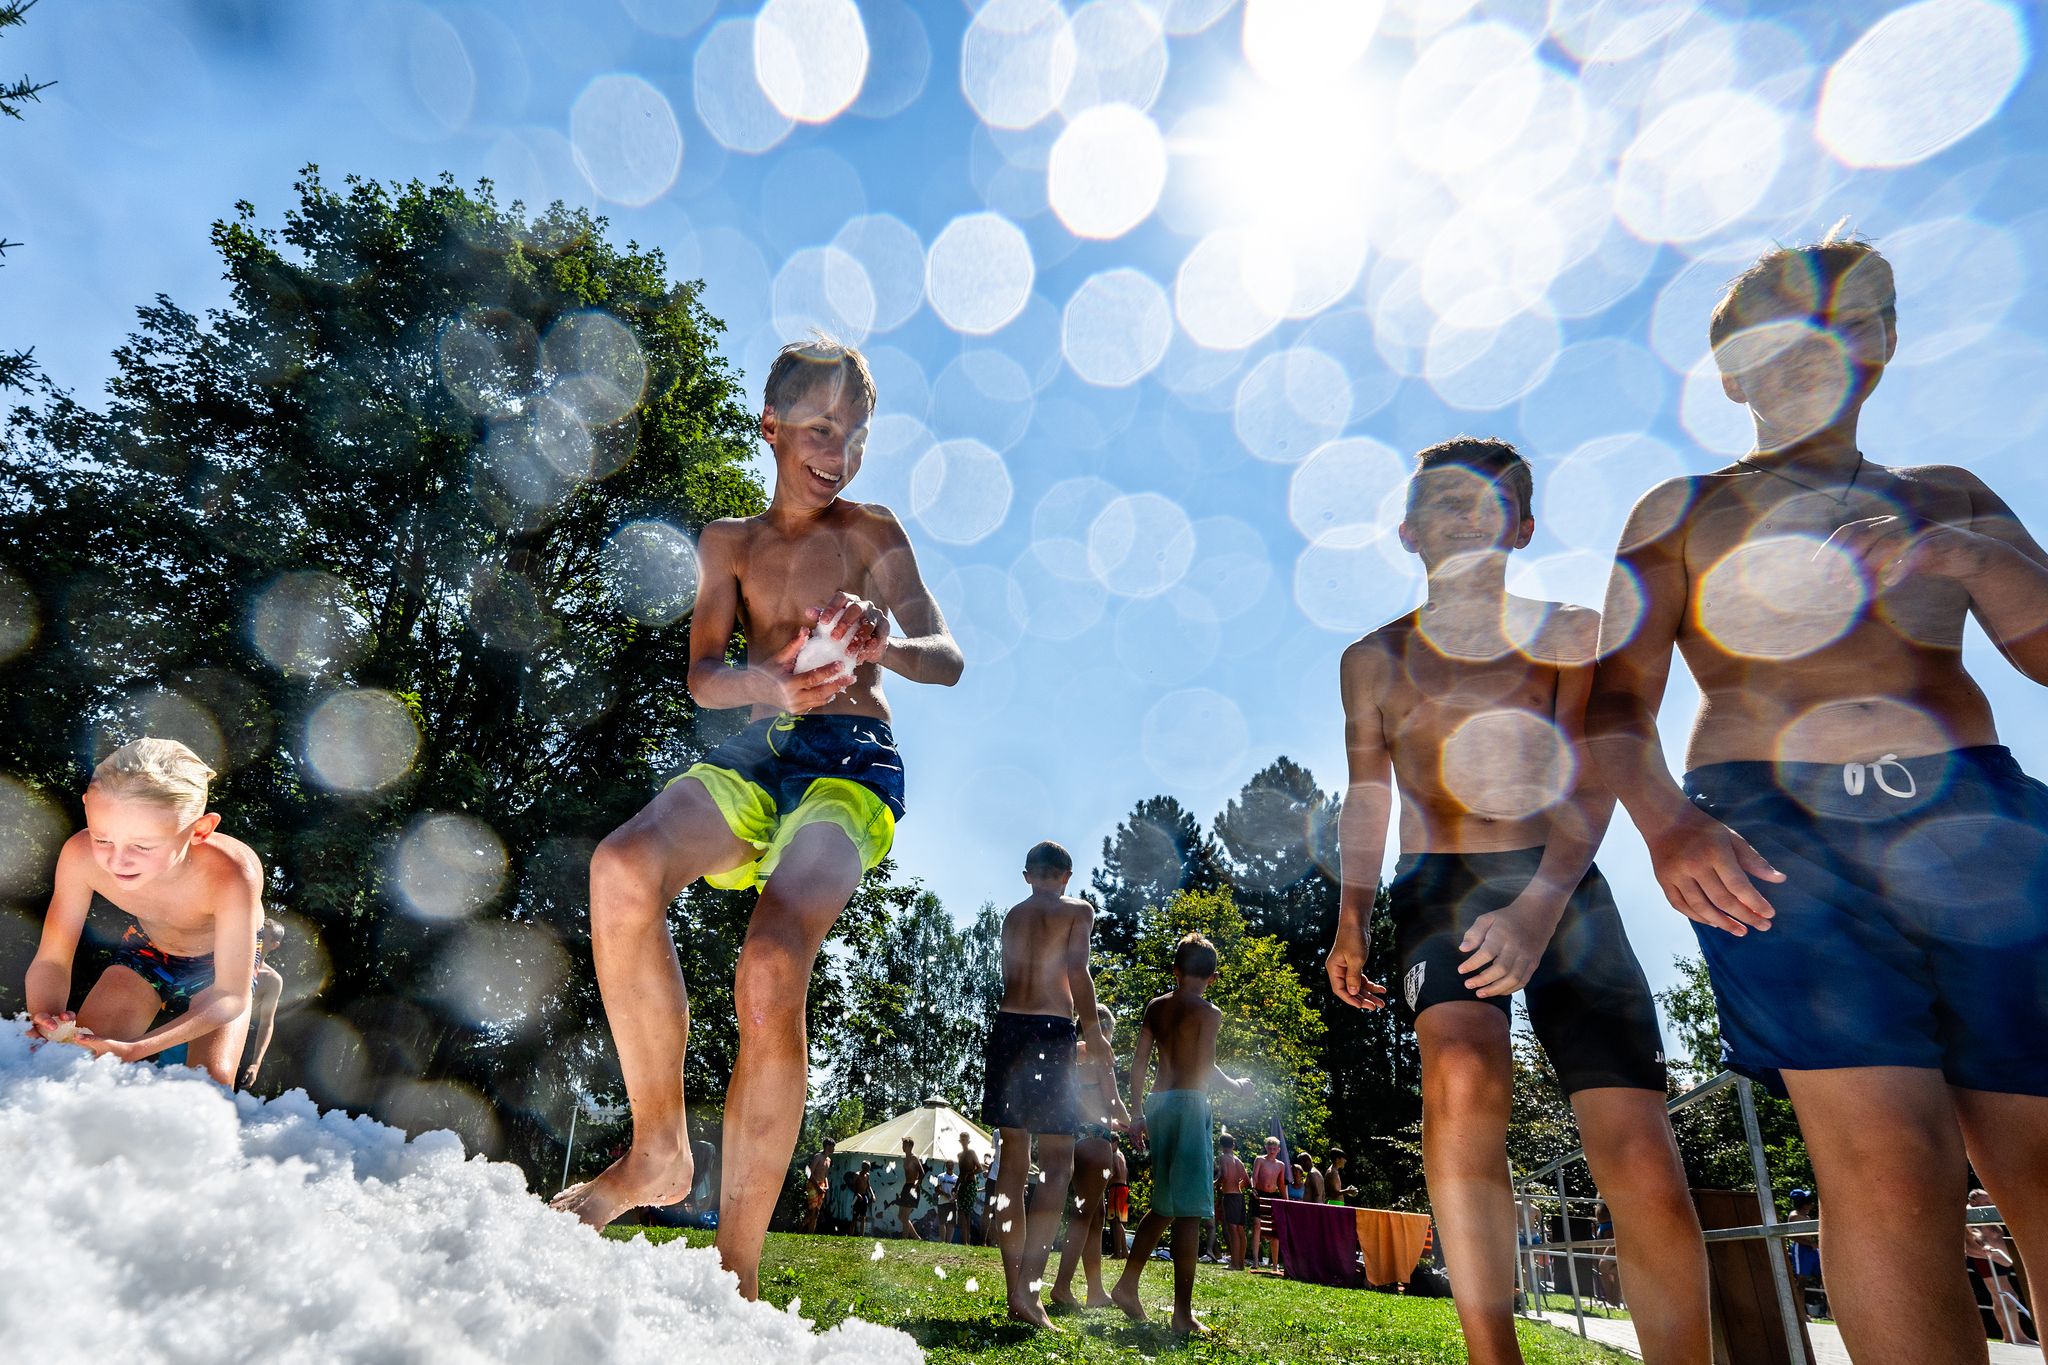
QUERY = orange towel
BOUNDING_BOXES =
[1355,1208,1434,1286]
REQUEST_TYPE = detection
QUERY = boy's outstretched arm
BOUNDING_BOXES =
[684,521,851,713]
[1588,481,1780,937]
[1067,904,1130,1124]
[853,510,963,685]
[1462,613,1613,998]
[1327,640,1391,1011]
[26,836,93,1035]
[1127,1009,1156,1145]
[241,965,283,1085]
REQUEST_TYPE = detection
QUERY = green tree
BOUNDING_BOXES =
[1095,886,1328,1155]
[0,170,810,1184]
[0,0,53,391]
[819,878,997,1120]
[1090,794,1225,957]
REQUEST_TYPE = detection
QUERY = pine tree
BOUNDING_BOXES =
[0,0,53,390]
[1089,793,1225,956]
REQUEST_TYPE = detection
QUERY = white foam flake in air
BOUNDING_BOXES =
[0,1029,918,1364]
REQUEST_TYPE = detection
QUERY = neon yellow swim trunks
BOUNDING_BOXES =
[676,713,903,891]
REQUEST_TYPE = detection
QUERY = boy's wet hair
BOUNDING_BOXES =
[89,736,216,826]
[1709,225,1896,371]
[1407,436,1533,523]
[1095,1002,1115,1028]
[1172,932,1220,979]
[1024,839,1073,876]
[763,334,877,419]
[260,917,286,951]
[1326,1147,1346,1163]
[1219,1133,1236,1150]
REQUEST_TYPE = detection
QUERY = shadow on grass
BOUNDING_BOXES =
[898,1312,1212,1356]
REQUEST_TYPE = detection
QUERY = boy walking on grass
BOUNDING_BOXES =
[27,738,264,1088]
[981,839,1124,1328]
[1215,1133,1250,1270]
[1325,437,1709,1365]
[555,338,964,1301]
[1588,232,2048,1365]
[1111,933,1249,1335]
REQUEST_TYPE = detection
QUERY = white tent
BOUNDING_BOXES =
[821,1097,992,1234]
[838,1095,993,1164]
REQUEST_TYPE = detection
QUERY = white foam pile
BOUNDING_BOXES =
[0,1025,919,1365]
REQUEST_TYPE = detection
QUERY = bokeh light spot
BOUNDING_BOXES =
[911,439,1014,544]
[303,690,421,794]
[1088,492,1196,597]
[1817,0,2026,169]
[0,774,69,898]
[1615,90,1785,244]
[250,572,372,680]
[695,19,795,153]
[962,0,1078,130]
[1234,348,1352,463]
[603,520,699,627]
[1698,535,1866,660]
[541,310,648,427]
[754,0,868,124]
[1048,104,1166,240]
[926,212,1035,335]
[569,74,682,207]
[393,812,508,921]
[1141,687,1249,790]
[1242,0,1384,84]
[1175,229,1287,350]
[830,215,927,333]
[772,244,877,344]
[1441,710,1573,819]
[1061,268,1172,386]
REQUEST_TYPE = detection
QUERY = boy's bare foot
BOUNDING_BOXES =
[1110,1280,1148,1323]
[1085,1290,1116,1309]
[549,1144,692,1230]
[1007,1296,1060,1331]
[1047,1286,1082,1312]
[1168,1313,1210,1336]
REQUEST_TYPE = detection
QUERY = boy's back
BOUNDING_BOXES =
[1142,991,1224,1093]
[996,889,1093,1018]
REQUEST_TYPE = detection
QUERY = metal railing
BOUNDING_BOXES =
[1512,1069,2009,1363]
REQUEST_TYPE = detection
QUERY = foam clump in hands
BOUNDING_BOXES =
[0,1024,919,1363]
[793,602,858,677]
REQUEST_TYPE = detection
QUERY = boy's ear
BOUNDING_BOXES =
[189,812,222,843]
[759,405,779,443]
[1720,370,1747,406]
[1513,515,1535,551]
[1397,520,1420,555]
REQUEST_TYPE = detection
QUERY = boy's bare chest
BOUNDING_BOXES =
[98,882,219,947]
[735,529,875,629]
[1384,650,1558,747]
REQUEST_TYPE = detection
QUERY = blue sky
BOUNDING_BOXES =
[5,0,2045,1035]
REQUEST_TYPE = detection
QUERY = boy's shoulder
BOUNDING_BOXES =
[1514,598,1600,666]
[192,835,264,905]
[1340,615,1419,691]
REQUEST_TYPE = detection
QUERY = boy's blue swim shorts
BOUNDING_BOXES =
[1683,745,2048,1097]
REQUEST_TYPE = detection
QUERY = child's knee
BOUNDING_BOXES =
[733,948,811,1032]
[1424,1043,1511,1115]
[589,831,664,912]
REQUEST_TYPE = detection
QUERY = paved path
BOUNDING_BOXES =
[1536,1310,2041,1363]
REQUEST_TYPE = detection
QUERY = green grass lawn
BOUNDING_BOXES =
[608,1228,1631,1363]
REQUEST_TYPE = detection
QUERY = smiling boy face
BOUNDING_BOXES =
[761,369,871,508]
[1400,464,1533,570]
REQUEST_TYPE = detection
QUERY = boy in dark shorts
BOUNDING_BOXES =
[1214,1133,1250,1270]
[981,840,1122,1328]
[1327,438,1709,1365]
[1111,934,1250,1335]
[1051,1003,1127,1309]
[894,1136,924,1239]
[1588,233,2048,1365]
[556,339,964,1301]
[851,1162,875,1236]
[27,738,264,1088]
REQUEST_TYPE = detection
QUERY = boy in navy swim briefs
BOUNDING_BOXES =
[557,338,964,1303]
[1326,438,1707,1365]
[1589,230,2048,1363]
[26,737,264,1088]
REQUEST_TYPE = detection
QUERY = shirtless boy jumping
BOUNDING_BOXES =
[26,738,263,1087]
[1326,439,1709,1365]
[1588,234,2048,1365]
[554,338,964,1299]
[981,839,1125,1328]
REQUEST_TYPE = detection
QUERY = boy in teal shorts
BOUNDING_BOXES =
[554,338,964,1301]
[1112,934,1250,1335]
